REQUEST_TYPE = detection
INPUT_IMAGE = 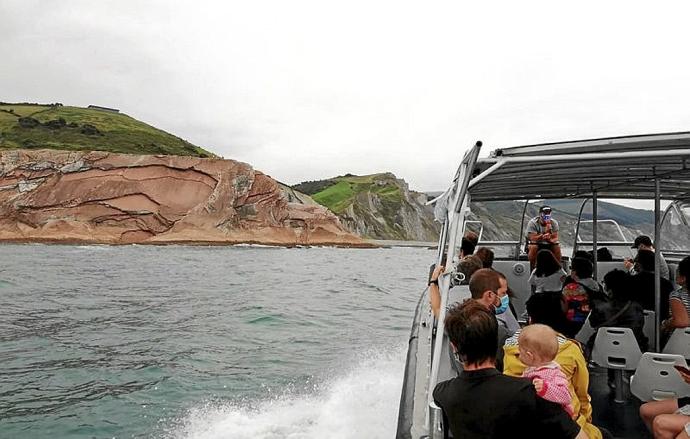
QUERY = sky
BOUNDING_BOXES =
[3,0,690,196]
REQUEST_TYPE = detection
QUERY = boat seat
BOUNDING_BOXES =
[575,312,595,346]
[663,328,690,361]
[591,327,643,403]
[643,310,657,352]
[630,353,690,401]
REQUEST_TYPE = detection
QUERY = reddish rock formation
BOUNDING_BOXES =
[0,149,368,246]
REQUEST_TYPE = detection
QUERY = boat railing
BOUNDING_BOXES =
[428,401,444,439]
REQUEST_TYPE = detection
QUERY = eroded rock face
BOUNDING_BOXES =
[0,149,366,246]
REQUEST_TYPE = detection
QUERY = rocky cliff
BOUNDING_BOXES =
[294,173,441,241]
[0,149,365,246]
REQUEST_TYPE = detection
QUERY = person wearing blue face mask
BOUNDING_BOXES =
[526,205,562,271]
[495,270,520,334]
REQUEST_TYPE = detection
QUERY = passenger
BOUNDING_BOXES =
[562,257,606,338]
[527,206,562,269]
[458,255,483,284]
[639,365,690,438]
[628,249,674,318]
[588,269,647,352]
[494,270,520,335]
[460,231,479,258]
[625,235,670,281]
[429,267,512,369]
[504,293,602,439]
[518,324,575,418]
[433,300,587,439]
[661,256,690,338]
[529,249,567,293]
[475,246,495,268]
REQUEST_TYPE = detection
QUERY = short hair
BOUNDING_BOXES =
[469,268,501,299]
[519,324,559,362]
[535,249,561,277]
[460,231,478,256]
[475,247,495,268]
[525,293,569,335]
[573,250,593,262]
[571,257,593,279]
[636,249,655,272]
[679,256,690,280]
[445,300,497,366]
[459,256,483,282]
[603,269,630,301]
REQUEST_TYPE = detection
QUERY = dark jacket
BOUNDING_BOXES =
[588,298,648,352]
[433,368,581,439]
[629,271,674,318]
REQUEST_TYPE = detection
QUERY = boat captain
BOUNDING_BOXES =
[527,205,562,269]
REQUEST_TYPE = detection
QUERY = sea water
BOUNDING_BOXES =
[0,244,432,438]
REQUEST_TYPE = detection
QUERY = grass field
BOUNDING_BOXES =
[0,103,214,157]
[309,173,402,214]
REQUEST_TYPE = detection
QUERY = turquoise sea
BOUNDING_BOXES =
[0,244,432,438]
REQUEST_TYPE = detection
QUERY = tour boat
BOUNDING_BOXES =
[397,132,690,439]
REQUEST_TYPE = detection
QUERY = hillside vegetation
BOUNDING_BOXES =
[295,173,440,241]
[0,102,213,157]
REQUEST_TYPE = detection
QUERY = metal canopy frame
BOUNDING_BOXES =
[468,132,690,202]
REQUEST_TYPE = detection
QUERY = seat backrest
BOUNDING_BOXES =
[575,313,595,346]
[663,328,690,361]
[644,310,657,352]
[631,352,690,401]
[591,327,642,370]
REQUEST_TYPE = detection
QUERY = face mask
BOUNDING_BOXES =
[494,294,510,315]
[542,214,551,222]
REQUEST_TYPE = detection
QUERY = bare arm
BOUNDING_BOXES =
[429,265,444,319]
[575,428,590,439]
[669,298,690,329]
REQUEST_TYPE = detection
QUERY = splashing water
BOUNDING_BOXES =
[169,349,405,439]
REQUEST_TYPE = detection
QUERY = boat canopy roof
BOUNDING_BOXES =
[468,131,690,201]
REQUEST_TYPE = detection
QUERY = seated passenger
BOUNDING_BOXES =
[429,268,512,370]
[460,231,479,258]
[640,363,690,438]
[562,257,606,338]
[662,256,690,338]
[625,235,670,281]
[433,300,586,439]
[588,269,647,352]
[458,255,483,284]
[475,246,495,269]
[628,249,674,318]
[495,270,520,334]
[527,206,562,269]
[529,249,567,293]
[504,293,602,439]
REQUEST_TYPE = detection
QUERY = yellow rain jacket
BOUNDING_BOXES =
[503,330,603,439]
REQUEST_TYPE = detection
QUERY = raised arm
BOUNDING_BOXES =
[429,265,444,319]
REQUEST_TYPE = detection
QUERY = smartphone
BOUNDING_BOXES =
[673,364,690,376]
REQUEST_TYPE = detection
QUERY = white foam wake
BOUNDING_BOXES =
[170,348,405,439]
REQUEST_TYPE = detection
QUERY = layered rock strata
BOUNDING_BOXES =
[0,149,366,246]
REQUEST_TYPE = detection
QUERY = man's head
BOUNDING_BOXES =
[458,256,483,283]
[445,300,498,367]
[460,231,479,257]
[475,247,495,269]
[539,205,553,223]
[570,257,593,280]
[469,268,501,309]
[636,249,656,272]
[518,324,559,367]
[632,235,654,251]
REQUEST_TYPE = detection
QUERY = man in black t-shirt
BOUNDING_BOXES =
[433,300,586,439]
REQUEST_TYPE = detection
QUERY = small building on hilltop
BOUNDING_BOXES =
[88,105,120,113]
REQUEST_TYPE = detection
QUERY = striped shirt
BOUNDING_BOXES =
[670,287,690,319]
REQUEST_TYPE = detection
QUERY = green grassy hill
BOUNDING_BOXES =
[295,173,440,240]
[0,102,214,157]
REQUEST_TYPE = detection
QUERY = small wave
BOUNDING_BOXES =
[0,279,16,287]
[166,348,405,439]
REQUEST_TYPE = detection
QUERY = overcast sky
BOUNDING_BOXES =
[3,0,690,195]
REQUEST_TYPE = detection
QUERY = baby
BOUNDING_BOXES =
[518,324,575,417]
